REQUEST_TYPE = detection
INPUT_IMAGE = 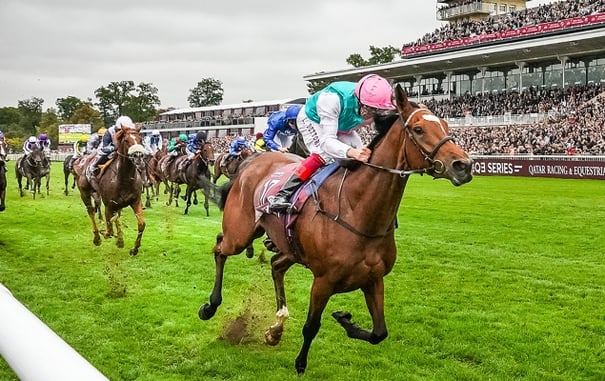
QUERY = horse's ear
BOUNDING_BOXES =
[135,123,142,133]
[394,84,414,116]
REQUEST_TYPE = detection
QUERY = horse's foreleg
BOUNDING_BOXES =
[104,207,115,239]
[265,252,295,346]
[144,186,152,209]
[64,174,69,195]
[45,175,49,196]
[110,211,124,248]
[199,233,228,320]
[295,279,332,375]
[332,279,388,344]
[81,193,102,246]
[203,188,209,217]
[183,186,192,215]
[129,201,145,256]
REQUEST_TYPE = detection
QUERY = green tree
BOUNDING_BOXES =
[94,81,160,125]
[56,96,84,121]
[71,103,104,131]
[94,80,135,125]
[123,82,161,122]
[188,78,224,107]
[0,107,24,138]
[306,79,331,95]
[346,45,400,68]
[38,109,59,149]
[17,97,44,136]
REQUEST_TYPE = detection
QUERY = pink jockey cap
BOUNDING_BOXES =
[354,74,395,110]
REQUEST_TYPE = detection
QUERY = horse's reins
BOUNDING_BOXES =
[315,107,455,238]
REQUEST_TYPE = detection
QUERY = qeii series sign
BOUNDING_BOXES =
[472,157,605,180]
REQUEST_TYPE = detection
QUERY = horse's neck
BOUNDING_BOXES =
[339,130,411,231]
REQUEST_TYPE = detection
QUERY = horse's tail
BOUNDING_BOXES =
[217,180,234,211]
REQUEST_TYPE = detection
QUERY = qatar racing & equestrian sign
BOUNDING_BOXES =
[472,156,605,180]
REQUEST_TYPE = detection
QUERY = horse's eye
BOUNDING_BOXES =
[412,126,423,135]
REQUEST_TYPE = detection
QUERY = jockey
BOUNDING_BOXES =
[72,135,89,158]
[168,133,188,156]
[0,130,6,144]
[186,131,208,159]
[254,132,267,152]
[22,136,38,156]
[263,105,301,153]
[267,74,395,213]
[87,127,106,152]
[69,135,89,170]
[89,116,135,176]
[222,136,250,170]
[143,129,163,155]
[37,133,51,158]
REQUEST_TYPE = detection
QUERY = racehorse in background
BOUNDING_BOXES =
[160,142,215,215]
[16,145,51,199]
[76,126,147,255]
[198,85,473,374]
[180,142,215,215]
[212,147,254,184]
[0,140,7,211]
[143,144,168,208]
[63,155,79,195]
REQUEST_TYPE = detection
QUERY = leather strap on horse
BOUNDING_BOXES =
[311,169,397,239]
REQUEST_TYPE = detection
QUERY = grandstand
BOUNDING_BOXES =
[302,0,604,178]
[304,0,605,128]
[142,97,306,138]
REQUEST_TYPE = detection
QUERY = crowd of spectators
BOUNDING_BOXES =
[425,82,605,117]
[403,0,605,53]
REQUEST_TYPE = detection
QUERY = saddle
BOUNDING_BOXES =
[256,162,340,215]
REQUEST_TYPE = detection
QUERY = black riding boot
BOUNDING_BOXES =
[267,174,304,213]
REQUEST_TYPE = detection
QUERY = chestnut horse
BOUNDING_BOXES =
[143,145,168,208]
[76,127,147,255]
[212,147,254,183]
[198,85,473,374]
[0,140,7,211]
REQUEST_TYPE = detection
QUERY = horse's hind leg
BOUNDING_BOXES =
[265,252,295,346]
[331,279,388,344]
[199,234,228,320]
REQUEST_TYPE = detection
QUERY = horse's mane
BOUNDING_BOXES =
[367,102,420,151]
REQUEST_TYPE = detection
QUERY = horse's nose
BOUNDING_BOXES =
[452,158,473,184]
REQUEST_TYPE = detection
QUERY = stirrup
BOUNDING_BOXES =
[267,196,295,213]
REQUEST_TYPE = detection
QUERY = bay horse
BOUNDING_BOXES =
[160,142,215,215]
[76,127,147,255]
[0,140,7,211]
[198,85,473,374]
[143,146,168,208]
[16,146,51,199]
[212,147,254,184]
[63,155,78,195]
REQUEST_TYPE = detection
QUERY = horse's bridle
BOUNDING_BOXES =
[362,108,454,177]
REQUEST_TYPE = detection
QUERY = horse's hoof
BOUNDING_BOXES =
[264,325,283,346]
[198,304,216,320]
[332,311,352,322]
[93,237,101,246]
[0,206,5,212]
[245,247,254,259]
[117,240,124,249]
[129,248,139,256]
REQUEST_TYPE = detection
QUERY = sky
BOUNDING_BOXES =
[0,0,558,110]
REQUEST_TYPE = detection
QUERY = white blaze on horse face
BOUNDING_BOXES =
[421,114,447,135]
